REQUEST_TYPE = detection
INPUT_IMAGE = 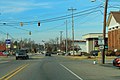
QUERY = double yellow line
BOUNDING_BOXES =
[0,64,29,80]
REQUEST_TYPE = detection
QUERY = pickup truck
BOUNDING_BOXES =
[16,50,29,60]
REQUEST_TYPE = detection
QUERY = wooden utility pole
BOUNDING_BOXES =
[60,31,63,51]
[68,7,76,55]
[66,20,68,54]
[102,0,108,64]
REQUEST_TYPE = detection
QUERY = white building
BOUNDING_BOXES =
[74,40,86,52]
[69,40,86,55]
[82,33,108,53]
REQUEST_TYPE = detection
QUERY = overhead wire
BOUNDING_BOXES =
[24,5,103,24]
[0,4,103,35]
[0,30,14,39]
[0,4,103,25]
[31,9,103,33]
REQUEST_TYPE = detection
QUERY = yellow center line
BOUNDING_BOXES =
[0,64,29,80]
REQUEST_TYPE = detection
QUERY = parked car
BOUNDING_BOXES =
[0,51,7,56]
[113,57,120,67]
[90,50,99,56]
[45,52,51,56]
[16,50,29,60]
[3,51,9,55]
[57,52,65,55]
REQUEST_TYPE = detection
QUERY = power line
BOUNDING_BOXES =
[0,5,104,36]
[0,10,102,34]
[0,30,14,39]
[0,9,102,35]
[25,10,101,33]
[0,4,102,25]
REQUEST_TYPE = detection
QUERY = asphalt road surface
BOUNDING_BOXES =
[0,54,120,80]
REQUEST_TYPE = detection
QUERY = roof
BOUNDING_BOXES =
[107,11,120,27]
[67,40,86,42]
[82,33,108,39]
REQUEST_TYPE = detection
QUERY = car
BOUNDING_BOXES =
[90,50,99,56]
[45,52,51,56]
[113,57,120,67]
[0,52,7,56]
[16,50,29,60]
[57,53,63,55]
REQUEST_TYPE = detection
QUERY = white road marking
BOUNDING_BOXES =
[60,64,83,80]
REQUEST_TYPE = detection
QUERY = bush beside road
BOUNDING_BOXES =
[66,56,116,60]
[64,55,117,64]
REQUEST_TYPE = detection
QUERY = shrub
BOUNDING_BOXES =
[106,50,115,56]
[115,50,120,56]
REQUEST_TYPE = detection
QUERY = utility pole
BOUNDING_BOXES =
[6,33,9,51]
[60,31,63,44]
[56,37,59,51]
[60,31,63,51]
[66,20,68,54]
[68,7,76,55]
[102,0,108,64]
[7,33,9,39]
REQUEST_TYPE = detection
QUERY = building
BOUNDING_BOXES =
[83,33,108,53]
[68,40,86,55]
[73,40,86,52]
[107,12,120,51]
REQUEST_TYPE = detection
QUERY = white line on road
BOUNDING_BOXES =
[60,64,83,80]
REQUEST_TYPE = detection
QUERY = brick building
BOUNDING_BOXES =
[107,12,120,51]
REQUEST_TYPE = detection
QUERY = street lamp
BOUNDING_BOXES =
[91,0,108,64]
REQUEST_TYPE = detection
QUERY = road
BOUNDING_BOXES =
[0,54,120,80]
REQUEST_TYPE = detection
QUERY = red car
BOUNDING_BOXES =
[113,57,120,67]
[0,52,7,56]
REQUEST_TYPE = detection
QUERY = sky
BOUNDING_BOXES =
[0,0,120,43]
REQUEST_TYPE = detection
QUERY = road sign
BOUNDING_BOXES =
[98,36,104,45]
[6,39,11,49]
[6,39,11,44]
[99,46,104,50]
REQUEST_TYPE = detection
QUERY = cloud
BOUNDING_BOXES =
[0,0,53,13]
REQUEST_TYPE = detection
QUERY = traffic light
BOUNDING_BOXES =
[20,22,23,27]
[29,31,31,35]
[38,22,40,26]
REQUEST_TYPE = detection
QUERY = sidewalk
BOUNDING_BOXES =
[65,55,117,69]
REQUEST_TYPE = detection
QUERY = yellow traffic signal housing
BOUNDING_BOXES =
[29,31,31,35]
[20,22,23,26]
[38,22,40,26]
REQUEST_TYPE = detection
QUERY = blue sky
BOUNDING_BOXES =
[0,0,120,43]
